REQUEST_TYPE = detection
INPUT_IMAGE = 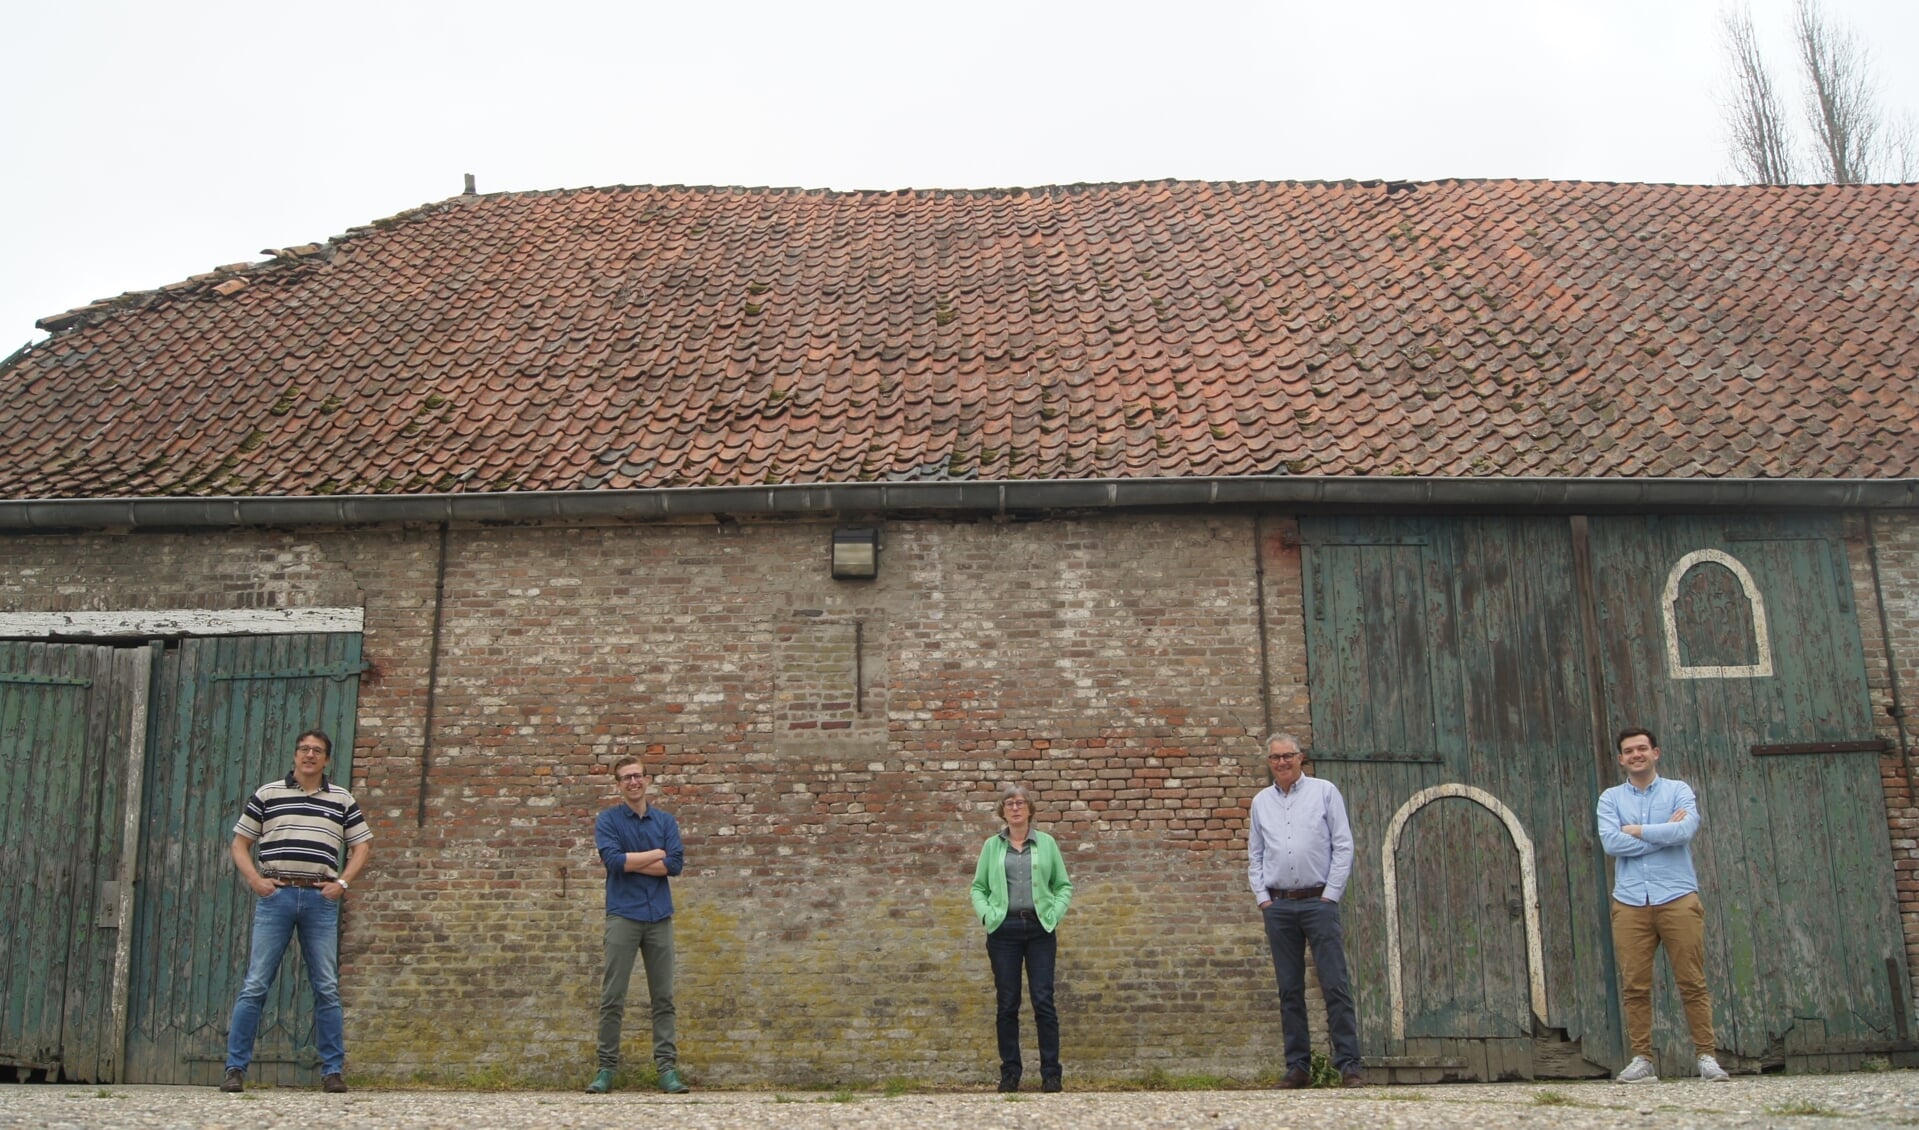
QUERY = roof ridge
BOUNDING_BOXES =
[28,176,1914,336]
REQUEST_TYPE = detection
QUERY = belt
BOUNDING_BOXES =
[1006,908,1040,920]
[267,875,331,888]
[1268,885,1325,901]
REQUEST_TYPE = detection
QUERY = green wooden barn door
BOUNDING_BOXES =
[1588,514,1906,1068]
[0,643,147,1082]
[1300,516,1617,1081]
[121,633,362,1086]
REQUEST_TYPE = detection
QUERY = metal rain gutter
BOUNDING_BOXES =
[0,476,1913,531]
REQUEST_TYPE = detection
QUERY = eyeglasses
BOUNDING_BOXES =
[1268,751,1303,762]
[617,773,646,783]
[1002,799,1028,808]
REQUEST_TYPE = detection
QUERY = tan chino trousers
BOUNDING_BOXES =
[1610,891,1716,1059]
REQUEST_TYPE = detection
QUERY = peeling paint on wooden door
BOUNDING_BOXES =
[122,633,362,1086]
[1588,513,1906,1069]
[0,643,147,1080]
[1302,512,1908,1079]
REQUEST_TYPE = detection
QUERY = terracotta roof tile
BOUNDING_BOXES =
[3,179,1915,498]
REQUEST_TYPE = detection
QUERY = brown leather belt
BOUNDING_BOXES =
[1268,885,1325,901]
[267,876,330,888]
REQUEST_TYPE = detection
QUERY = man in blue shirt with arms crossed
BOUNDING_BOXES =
[1597,727,1730,1083]
[586,753,689,1094]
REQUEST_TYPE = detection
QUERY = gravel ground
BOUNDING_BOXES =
[3,1073,1916,1129]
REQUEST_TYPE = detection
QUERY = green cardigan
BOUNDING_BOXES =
[970,828,1074,933]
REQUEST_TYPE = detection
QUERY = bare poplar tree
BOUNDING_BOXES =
[1794,0,1876,182]
[1721,0,1914,184]
[1792,0,1916,182]
[1721,4,1797,184]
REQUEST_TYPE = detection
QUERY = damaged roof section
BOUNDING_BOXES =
[1,179,1914,501]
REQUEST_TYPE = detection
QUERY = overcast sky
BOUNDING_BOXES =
[3,0,1914,353]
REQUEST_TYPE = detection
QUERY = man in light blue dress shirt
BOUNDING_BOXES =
[1247,732,1365,1088]
[1597,727,1730,1084]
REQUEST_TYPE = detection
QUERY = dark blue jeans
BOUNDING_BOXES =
[986,912,1059,1080]
[1261,898,1361,1073]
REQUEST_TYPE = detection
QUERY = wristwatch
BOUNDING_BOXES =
[337,879,350,890]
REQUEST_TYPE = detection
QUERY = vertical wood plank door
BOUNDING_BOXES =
[1588,514,1905,1068]
[121,634,361,1086]
[1300,516,1617,1079]
[1393,795,1531,1037]
[0,643,140,1081]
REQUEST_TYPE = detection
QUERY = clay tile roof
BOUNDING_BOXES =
[2,179,1915,500]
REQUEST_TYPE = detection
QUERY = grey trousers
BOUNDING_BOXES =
[596,914,677,1070]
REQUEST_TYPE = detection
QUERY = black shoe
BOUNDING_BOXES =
[997,1069,1021,1093]
[1042,1077,1063,1093]
[1341,1071,1368,1088]
[219,1068,244,1093]
[1274,1066,1311,1089]
[322,1073,348,1093]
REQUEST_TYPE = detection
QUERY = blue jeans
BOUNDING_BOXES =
[986,912,1060,1080]
[1262,898,1361,1073]
[225,886,344,1075]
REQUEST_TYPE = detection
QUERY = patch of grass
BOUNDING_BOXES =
[1533,1090,1576,1106]
[1162,1072,1234,1090]
[1003,1092,1024,1102]
[1120,1068,1254,1091]
[825,1091,858,1103]
[1308,1051,1342,1088]
[1374,1091,1428,1101]
[773,1094,800,1103]
[1132,1067,1171,1090]
[1767,1100,1843,1117]
[881,1077,916,1097]
[387,1063,647,1092]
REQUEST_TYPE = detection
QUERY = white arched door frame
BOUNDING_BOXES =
[1661,548,1774,679]
[1381,783,1548,1041]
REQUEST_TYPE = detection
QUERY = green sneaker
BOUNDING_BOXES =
[658,1067,690,1094]
[584,1068,616,1094]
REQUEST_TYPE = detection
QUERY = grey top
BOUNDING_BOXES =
[1000,828,1036,912]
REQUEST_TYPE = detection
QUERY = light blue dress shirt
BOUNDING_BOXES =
[1596,775,1701,907]
[1247,775,1355,902]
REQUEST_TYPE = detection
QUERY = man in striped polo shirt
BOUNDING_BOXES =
[219,729,372,1094]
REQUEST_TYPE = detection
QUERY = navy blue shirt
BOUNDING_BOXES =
[595,802,683,923]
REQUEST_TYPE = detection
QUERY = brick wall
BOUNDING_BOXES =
[1851,511,1919,1021]
[352,514,1297,1083]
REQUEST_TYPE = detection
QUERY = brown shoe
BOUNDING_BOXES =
[1275,1067,1311,1089]
[218,1068,244,1093]
[321,1073,348,1093]
[1341,1070,1368,1088]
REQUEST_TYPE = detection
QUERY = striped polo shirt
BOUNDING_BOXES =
[234,773,373,880]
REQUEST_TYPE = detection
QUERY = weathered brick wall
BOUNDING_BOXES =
[342,514,1290,1085]
[1850,511,1919,1018]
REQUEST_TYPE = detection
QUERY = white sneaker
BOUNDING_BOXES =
[1697,1054,1730,1082]
[1615,1055,1659,1083]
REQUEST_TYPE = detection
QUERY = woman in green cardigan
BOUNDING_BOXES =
[969,784,1074,1093]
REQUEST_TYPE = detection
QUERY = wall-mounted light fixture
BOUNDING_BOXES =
[831,526,880,580]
